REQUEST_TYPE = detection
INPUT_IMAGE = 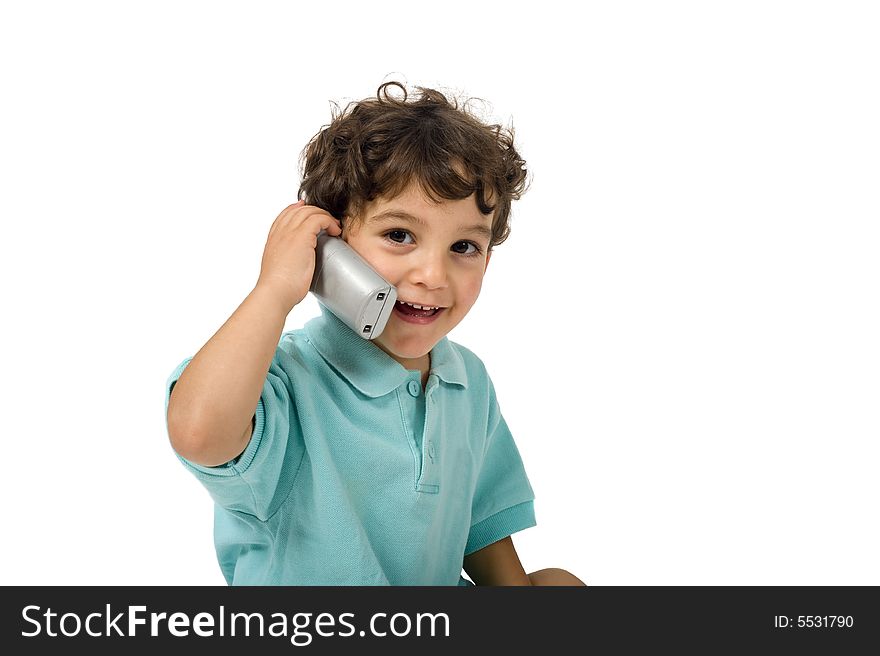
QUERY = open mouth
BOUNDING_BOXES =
[394,300,444,318]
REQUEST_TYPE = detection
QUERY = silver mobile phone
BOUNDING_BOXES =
[309,232,397,340]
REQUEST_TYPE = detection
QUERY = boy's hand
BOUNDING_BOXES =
[255,200,343,314]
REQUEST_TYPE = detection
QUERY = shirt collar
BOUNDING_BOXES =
[304,304,468,398]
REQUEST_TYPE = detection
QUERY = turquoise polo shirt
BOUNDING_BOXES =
[164,305,536,585]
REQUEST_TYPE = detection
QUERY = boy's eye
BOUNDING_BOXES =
[386,230,413,244]
[452,241,481,256]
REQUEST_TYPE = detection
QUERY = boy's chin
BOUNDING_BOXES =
[382,343,432,361]
[375,335,436,362]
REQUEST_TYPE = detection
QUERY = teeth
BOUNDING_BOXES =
[399,300,440,310]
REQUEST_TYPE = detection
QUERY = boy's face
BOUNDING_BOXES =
[342,182,493,373]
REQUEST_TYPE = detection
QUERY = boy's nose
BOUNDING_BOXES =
[408,251,448,290]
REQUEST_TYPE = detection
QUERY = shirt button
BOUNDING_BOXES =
[407,380,421,397]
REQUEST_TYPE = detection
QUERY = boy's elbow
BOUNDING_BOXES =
[167,387,221,465]
[166,383,198,458]
[167,411,250,467]
[167,414,208,462]
[166,384,253,466]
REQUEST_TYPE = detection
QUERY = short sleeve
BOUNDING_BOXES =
[464,377,536,555]
[164,347,305,521]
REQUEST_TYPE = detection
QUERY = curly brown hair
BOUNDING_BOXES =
[297,81,529,248]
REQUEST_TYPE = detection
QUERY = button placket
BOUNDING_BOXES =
[395,386,419,471]
[416,376,440,493]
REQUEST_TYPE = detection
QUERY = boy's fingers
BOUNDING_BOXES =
[327,215,343,235]
[269,204,341,240]
[280,200,306,219]
[313,213,342,236]
[270,202,312,234]
[270,202,300,233]
[292,206,339,229]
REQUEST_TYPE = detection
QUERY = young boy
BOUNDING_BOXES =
[165,81,584,586]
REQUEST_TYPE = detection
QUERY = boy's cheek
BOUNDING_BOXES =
[368,256,399,284]
[456,282,485,313]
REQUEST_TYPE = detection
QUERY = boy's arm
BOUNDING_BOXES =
[463,536,532,586]
[166,285,289,466]
[166,202,342,467]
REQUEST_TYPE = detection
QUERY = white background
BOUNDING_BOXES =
[2,1,877,586]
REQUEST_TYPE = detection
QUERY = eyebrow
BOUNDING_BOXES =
[368,209,493,242]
